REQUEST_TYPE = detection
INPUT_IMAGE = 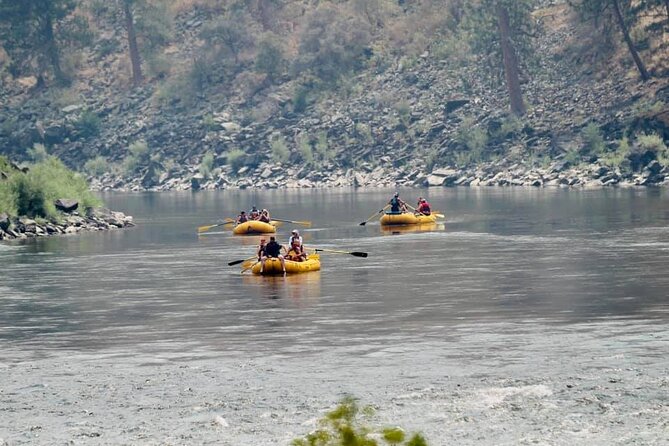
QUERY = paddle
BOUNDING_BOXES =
[241,261,259,274]
[270,218,312,227]
[198,218,235,233]
[228,255,257,266]
[359,205,390,226]
[314,248,368,258]
[409,203,445,219]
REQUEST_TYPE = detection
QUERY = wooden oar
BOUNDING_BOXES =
[198,218,234,233]
[228,255,257,266]
[314,248,368,258]
[409,203,445,219]
[271,218,312,227]
[241,261,259,274]
[359,205,390,226]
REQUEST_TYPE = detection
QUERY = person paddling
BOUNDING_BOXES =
[236,211,248,224]
[415,197,431,215]
[260,236,286,274]
[388,192,407,213]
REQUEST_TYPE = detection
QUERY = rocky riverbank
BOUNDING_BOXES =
[0,207,134,241]
[1,3,667,193]
[89,157,668,192]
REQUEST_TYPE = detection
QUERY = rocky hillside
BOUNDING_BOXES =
[1,1,668,191]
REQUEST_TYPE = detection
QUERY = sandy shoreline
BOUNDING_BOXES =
[2,321,668,446]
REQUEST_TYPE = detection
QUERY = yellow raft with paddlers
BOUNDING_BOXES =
[379,212,438,226]
[250,254,321,275]
[232,220,277,234]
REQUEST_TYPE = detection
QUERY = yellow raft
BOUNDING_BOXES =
[379,212,437,226]
[250,254,321,275]
[232,220,276,234]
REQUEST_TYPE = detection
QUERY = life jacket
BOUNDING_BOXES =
[420,202,431,214]
[238,214,248,222]
[390,197,400,212]
[265,241,282,257]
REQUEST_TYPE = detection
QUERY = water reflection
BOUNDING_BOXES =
[242,272,321,305]
[380,222,443,235]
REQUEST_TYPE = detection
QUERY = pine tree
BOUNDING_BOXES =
[463,0,535,116]
[569,0,650,81]
[0,0,77,85]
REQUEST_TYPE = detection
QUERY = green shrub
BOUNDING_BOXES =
[600,137,630,167]
[202,114,218,131]
[199,151,215,178]
[3,156,100,219]
[293,85,310,114]
[0,179,18,215]
[455,117,488,160]
[425,148,440,171]
[291,396,428,446]
[636,133,669,164]
[298,137,314,165]
[123,140,150,175]
[255,37,285,82]
[315,131,333,161]
[636,133,667,152]
[581,122,605,156]
[75,109,101,138]
[226,149,246,172]
[83,156,110,176]
[270,135,290,163]
[28,143,49,162]
[356,123,374,144]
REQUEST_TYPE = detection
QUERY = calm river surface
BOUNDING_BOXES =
[1,187,668,445]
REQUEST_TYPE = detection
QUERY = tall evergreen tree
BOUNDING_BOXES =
[123,0,143,86]
[569,0,650,81]
[463,0,535,116]
[0,0,77,85]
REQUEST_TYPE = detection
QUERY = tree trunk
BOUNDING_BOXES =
[664,0,669,22]
[611,0,650,81]
[496,4,526,116]
[43,11,66,84]
[124,0,143,86]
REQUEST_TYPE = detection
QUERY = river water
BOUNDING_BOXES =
[1,187,668,445]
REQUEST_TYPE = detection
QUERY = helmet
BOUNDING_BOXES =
[394,192,399,197]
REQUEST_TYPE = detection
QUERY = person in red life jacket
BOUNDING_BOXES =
[416,197,431,215]
[236,211,248,224]
[260,236,286,273]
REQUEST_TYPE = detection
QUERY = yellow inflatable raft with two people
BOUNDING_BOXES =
[379,212,438,226]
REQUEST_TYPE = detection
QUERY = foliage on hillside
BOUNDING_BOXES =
[0,0,667,185]
[0,154,101,218]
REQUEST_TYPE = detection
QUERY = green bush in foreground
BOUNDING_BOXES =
[0,156,101,219]
[291,397,428,446]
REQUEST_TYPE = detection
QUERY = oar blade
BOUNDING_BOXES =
[228,259,246,266]
[198,224,216,233]
[351,251,368,258]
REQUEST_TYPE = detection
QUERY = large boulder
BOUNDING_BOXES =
[0,212,10,230]
[54,198,79,213]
